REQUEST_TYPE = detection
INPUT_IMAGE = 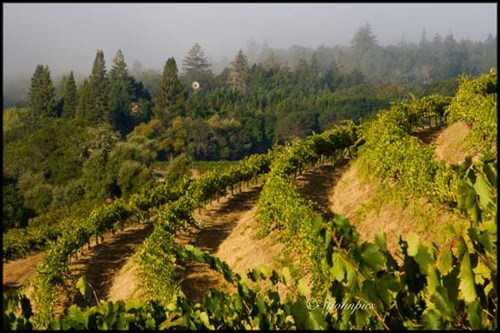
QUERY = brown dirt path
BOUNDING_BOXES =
[2,222,154,316]
[2,252,45,293]
[295,160,349,219]
[56,223,154,312]
[175,184,274,303]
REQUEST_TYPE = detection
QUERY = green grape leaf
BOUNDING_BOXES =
[481,163,497,187]
[436,247,453,275]
[473,175,493,209]
[466,300,483,330]
[414,245,434,275]
[297,279,311,297]
[199,311,215,330]
[375,274,399,307]
[430,286,455,317]
[256,264,271,279]
[406,233,419,257]
[76,276,92,302]
[65,304,88,329]
[361,243,385,271]
[281,267,292,286]
[457,251,477,303]
[331,252,346,282]
[422,307,443,330]
[304,308,327,330]
[374,233,388,253]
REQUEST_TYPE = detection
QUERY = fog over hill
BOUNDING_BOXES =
[3,3,497,106]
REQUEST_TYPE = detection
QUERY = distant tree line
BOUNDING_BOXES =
[3,24,496,232]
[245,24,497,85]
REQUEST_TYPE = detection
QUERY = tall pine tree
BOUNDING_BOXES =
[154,57,184,124]
[181,43,213,88]
[108,49,132,134]
[87,50,109,123]
[54,74,68,117]
[309,52,320,89]
[228,49,249,92]
[28,64,56,118]
[61,71,78,118]
[76,79,92,120]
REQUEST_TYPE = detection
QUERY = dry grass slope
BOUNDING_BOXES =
[327,121,471,253]
[432,121,472,164]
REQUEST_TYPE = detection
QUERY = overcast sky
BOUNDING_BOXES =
[3,3,497,80]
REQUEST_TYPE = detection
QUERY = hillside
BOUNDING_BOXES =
[328,128,470,252]
[432,121,473,164]
[3,71,497,331]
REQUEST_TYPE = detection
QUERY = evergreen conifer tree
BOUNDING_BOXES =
[87,50,109,123]
[28,64,56,118]
[76,79,92,120]
[61,71,78,118]
[154,57,184,124]
[108,49,132,133]
[181,43,213,88]
[229,49,249,92]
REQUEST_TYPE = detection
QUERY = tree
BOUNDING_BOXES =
[81,150,115,200]
[76,79,92,120]
[54,74,68,117]
[351,23,378,53]
[87,50,109,123]
[181,43,213,88]
[127,77,153,129]
[310,52,320,86]
[61,71,78,118]
[154,57,184,124]
[107,137,156,197]
[28,65,56,118]
[351,23,382,79]
[262,52,290,89]
[108,49,133,134]
[292,54,320,92]
[228,49,249,92]
[323,58,343,91]
[293,57,310,92]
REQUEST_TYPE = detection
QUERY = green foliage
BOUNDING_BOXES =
[446,70,497,153]
[2,177,33,230]
[181,43,213,89]
[108,49,133,134]
[357,96,459,205]
[75,79,92,120]
[229,49,250,92]
[2,107,31,142]
[153,57,184,124]
[86,50,109,123]
[191,160,236,175]
[256,123,358,286]
[162,153,192,185]
[1,118,157,260]
[28,64,56,119]
[3,292,33,330]
[17,172,53,215]
[81,150,116,200]
[61,71,78,118]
